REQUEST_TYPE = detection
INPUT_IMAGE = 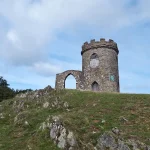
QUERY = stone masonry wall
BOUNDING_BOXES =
[82,47,119,92]
[82,38,119,92]
[55,70,83,90]
[55,38,120,93]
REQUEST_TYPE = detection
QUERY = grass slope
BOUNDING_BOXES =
[0,89,150,149]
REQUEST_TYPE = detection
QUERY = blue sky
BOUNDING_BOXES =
[0,0,150,93]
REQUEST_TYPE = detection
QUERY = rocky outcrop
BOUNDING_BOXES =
[50,116,78,150]
[95,128,150,150]
[16,85,53,99]
[39,115,150,150]
[39,116,78,150]
[96,131,130,150]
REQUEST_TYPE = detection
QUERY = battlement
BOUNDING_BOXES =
[81,38,119,55]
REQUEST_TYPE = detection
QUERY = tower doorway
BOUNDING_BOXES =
[91,81,99,91]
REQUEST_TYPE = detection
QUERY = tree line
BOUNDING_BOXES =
[0,76,33,102]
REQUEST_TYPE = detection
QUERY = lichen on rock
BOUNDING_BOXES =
[49,116,79,150]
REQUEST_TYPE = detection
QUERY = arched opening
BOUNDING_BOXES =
[90,53,98,59]
[64,74,76,89]
[90,53,99,68]
[91,81,99,91]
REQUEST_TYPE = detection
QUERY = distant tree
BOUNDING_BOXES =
[15,89,33,94]
[0,76,9,87]
[0,76,34,102]
[0,76,15,102]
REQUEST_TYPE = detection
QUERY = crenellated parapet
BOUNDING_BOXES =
[81,38,119,55]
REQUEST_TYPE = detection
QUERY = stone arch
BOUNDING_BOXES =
[90,53,99,59]
[55,70,82,90]
[91,81,99,91]
[64,73,76,89]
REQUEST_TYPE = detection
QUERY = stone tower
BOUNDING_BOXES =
[81,38,119,92]
[55,38,120,92]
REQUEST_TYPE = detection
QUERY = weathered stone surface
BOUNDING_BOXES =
[96,129,150,150]
[96,131,131,150]
[63,102,69,108]
[49,116,79,150]
[43,102,49,108]
[67,131,77,147]
[126,139,150,150]
[82,38,118,55]
[96,132,118,150]
[55,38,120,93]
[0,113,4,119]
[16,85,53,99]
[55,70,83,90]
[112,127,120,135]
[118,139,130,150]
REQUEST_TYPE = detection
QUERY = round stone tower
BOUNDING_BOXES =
[81,38,120,92]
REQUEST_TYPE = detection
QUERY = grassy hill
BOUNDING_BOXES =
[0,89,150,149]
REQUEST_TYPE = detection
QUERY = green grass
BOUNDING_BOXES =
[0,89,150,149]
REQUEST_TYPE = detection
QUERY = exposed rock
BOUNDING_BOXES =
[67,131,77,147]
[27,145,32,150]
[43,102,49,108]
[119,116,128,123]
[126,139,150,150]
[63,102,69,108]
[43,85,53,94]
[24,121,29,126]
[50,116,78,150]
[101,119,106,124]
[96,129,150,150]
[96,132,118,150]
[118,139,130,150]
[39,122,51,130]
[147,146,150,150]
[51,98,69,110]
[57,128,67,148]
[0,113,4,119]
[16,85,53,99]
[112,127,120,135]
[13,100,25,113]
[39,116,51,130]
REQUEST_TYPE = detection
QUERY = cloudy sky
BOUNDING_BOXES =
[0,0,150,93]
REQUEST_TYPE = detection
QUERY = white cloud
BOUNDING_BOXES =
[31,61,62,76]
[0,0,150,66]
[6,29,22,49]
